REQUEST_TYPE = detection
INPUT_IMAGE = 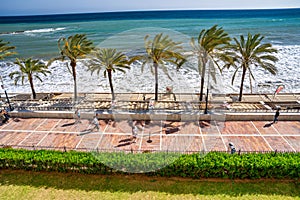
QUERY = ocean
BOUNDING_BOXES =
[0,9,299,95]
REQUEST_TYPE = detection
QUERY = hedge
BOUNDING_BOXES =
[0,148,300,179]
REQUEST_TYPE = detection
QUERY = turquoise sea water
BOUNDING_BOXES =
[0,9,299,94]
[0,9,300,58]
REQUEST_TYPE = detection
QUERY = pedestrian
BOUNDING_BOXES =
[3,109,9,122]
[149,99,155,110]
[0,110,6,123]
[0,109,9,123]
[111,100,117,108]
[173,93,176,101]
[273,107,280,124]
[132,125,138,143]
[75,109,81,123]
[92,114,100,131]
[229,142,236,154]
[143,94,146,101]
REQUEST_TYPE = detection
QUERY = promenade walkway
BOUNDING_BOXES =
[0,117,299,153]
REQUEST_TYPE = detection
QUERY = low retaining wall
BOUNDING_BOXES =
[9,110,300,121]
[225,113,300,121]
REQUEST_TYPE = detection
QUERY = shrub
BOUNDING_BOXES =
[0,148,299,179]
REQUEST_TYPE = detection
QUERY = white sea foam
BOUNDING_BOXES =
[24,27,65,33]
[0,45,299,95]
[0,27,66,36]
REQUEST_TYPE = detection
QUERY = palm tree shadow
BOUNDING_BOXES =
[263,122,273,128]
[199,121,211,128]
[61,122,76,127]
[119,138,132,143]
[13,118,21,122]
[115,141,132,147]
[77,129,93,136]
[165,127,180,134]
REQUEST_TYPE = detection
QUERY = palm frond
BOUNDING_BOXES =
[10,58,51,89]
[226,32,278,99]
[34,75,43,82]
[0,39,17,60]
[231,67,241,85]
[86,48,130,96]
[58,34,94,62]
[159,63,173,81]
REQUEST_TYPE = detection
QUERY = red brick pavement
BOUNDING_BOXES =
[0,117,299,153]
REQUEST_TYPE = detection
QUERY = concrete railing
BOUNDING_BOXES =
[9,110,300,121]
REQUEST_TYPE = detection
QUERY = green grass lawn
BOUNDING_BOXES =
[0,169,299,200]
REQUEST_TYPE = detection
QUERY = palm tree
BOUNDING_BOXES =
[87,48,130,100]
[50,34,94,103]
[9,58,51,99]
[226,33,278,101]
[190,25,231,101]
[132,33,186,101]
[0,39,16,60]
[0,40,16,111]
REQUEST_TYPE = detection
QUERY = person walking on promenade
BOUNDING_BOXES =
[0,109,9,124]
[273,107,280,124]
[131,125,138,143]
[228,142,236,154]
[92,114,100,132]
[75,109,81,124]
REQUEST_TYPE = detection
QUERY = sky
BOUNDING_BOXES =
[1,0,300,16]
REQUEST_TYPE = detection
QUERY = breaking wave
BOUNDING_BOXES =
[0,27,66,35]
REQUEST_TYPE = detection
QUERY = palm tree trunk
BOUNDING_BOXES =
[29,76,36,99]
[108,69,115,100]
[249,75,253,94]
[199,57,207,101]
[199,74,205,101]
[154,62,158,101]
[239,66,247,102]
[71,60,77,103]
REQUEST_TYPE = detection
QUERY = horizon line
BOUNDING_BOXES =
[1,7,299,17]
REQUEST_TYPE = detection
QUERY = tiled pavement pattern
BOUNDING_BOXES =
[0,118,299,152]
